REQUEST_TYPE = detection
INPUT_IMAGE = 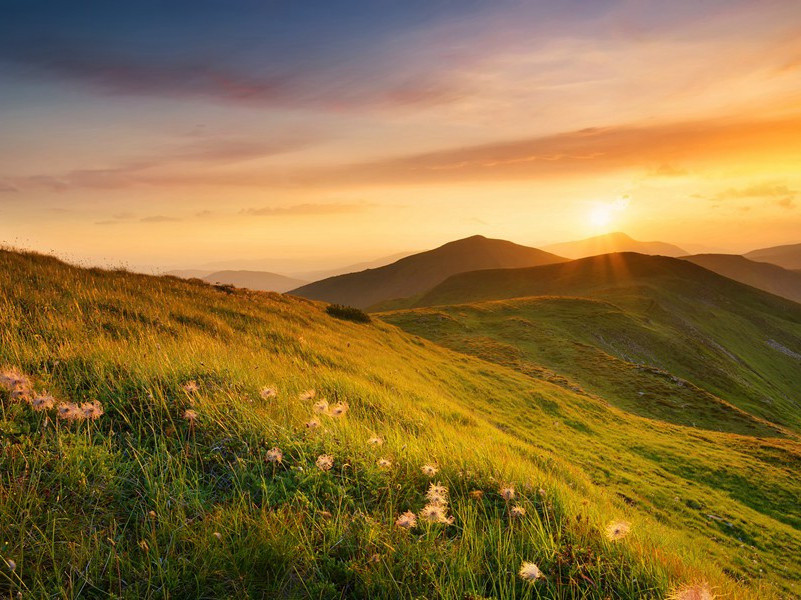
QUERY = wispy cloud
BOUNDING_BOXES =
[241,203,372,217]
[712,182,797,209]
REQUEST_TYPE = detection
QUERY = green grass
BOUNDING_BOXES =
[0,249,799,598]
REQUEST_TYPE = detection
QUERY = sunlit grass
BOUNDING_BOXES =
[0,248,797,598]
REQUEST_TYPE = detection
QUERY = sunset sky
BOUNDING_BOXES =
[2,0,801,272]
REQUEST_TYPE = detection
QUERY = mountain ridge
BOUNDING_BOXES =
[290,235,566,309]
[543,232,687,259]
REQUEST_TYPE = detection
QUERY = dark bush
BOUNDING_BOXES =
[325,304,371,323]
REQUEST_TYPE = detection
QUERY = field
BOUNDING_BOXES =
[1,249,800,598]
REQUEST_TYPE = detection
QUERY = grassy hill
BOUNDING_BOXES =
[1,249,800,598]
[682,254,801,304]
[290,235,566,309]
[543,232,687,260]
[382,253,801,433]
[745,242,801,271]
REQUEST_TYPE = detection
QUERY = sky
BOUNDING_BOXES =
[1,0,801,273]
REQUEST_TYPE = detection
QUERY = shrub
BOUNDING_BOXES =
[325,304,371,323]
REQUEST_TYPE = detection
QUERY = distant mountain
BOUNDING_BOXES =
[745,242,801,270]
[542,232,687,259]
[202,270,308,293]
[294,251,415,281]
[165,269,213,279]
[682,254,801,304]
[289,235,567,309]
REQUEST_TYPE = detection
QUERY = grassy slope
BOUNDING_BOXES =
[391,253,801,434]
[1,250,800,599]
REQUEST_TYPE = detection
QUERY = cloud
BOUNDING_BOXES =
[1,39,468,112]
[241,203,372,217]
[712,182,797,210]
[5,136,318,193]
[0,180,18,193]
[140,215,179,223]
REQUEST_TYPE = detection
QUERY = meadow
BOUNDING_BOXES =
[1,248,799,599]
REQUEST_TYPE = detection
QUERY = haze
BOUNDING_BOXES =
[1,0,800,271]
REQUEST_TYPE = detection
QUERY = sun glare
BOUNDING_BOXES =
[589,206,614,229]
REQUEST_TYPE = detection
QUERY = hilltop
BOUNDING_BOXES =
[745,242,801,270]
[1,249,800,598]
[682,254,801,304]
[543,232,687,259]
[290,235,566,309]
[382,253,801,432]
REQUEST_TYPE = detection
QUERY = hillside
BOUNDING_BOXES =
[2,249,801,598]
[201,270,308,293]
[289,235,566,309]
[745,242,801,270]
[384,253,801,432]
[682,254,801,304]
[543,232,687,259]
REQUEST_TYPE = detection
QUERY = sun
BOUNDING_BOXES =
[589,206,614,229]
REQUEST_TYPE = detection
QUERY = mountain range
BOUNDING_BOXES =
[745,242,801,270]
[289,235,566,309]
[542,231,688,259]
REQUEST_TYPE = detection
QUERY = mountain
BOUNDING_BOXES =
[542,232,687,259]
[289,235,567,309]
[293,251,416,281]
[202,270,307,293]
[166,269,307,292]
[3,247,801,598]
[682,254,801,304]
[382,252,801,432]
[745,242,801,270]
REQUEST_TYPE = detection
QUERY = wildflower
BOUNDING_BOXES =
[519,561,543,583]
[0,367,29,392]
[395,510,417,529]
[183,409,199,423]
[138,540,150,552]
[316,454,334,471]
[81,400,104,421]
[419,503,454,525]
[667,582,715,600]
[305,418,321,430]
[57,402,82,421]
[313,399,329,413]
[300,389,316,401]
[30,393,56,411]
[377,458,392,469]
[421,464,438,477]
[538,488,547,497]
[604,520,631,542]
[330,402,349,417]
[6,558,16,572]
[426,482,449,506]
[260,387,277,399]
[266,447,283,463]
[509,505,527,518]
[366,436,383,446]
[182,380,199,394]
[213,532,223,541]
[499,486,516,501]
[469,490,484,500]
